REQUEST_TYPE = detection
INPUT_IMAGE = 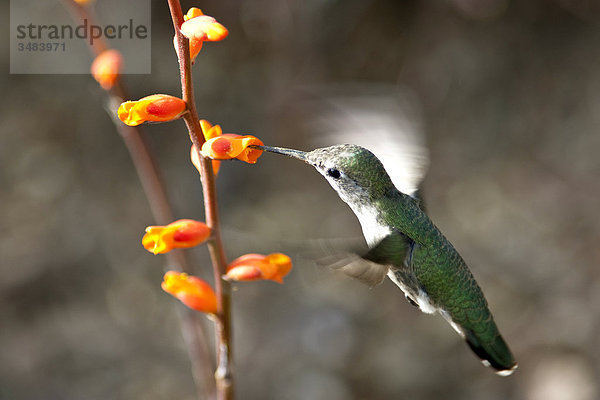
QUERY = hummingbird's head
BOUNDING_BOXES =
[257,144,396,204]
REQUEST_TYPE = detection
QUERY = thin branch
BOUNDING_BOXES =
[63,0,216,397]
[166,1,234,399]
[112,115,217,399]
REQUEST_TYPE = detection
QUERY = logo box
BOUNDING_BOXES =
[10,0,151,74]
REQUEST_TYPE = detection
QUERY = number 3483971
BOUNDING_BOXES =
[17,42,66,51]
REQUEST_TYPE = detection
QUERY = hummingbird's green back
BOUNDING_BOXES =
[380,191,517,373]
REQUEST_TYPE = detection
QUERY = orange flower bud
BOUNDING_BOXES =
[201,134,264,163]
[177,9,228,63]
[191,144,221,176]
[91,49,122,90]
[225,253,292,283]
[162,271,217,314]
[142,219,210,254]
[181,13,228,42]
[118,94,186,126]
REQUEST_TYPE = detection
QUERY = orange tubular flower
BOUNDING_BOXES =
[162,271,217,314]
[201,134,264,163]
[225,253,292,283]
[198,119,264,163]
[142,219,210,254]
[118,94,186,126]
[177,8,228,62]
[91,49,122,90]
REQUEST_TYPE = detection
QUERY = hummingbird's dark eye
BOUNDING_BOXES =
[327,168,341,179]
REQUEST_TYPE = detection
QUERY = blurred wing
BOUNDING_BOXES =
[312,237,388,287]
[315,232,411,287]
[323,252,390,287]
[304,85,429,197]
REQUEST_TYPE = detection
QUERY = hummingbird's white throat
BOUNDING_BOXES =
[349,203,392,248]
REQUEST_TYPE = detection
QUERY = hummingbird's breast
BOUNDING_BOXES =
[351,198,441,315]
[350,203,392,247]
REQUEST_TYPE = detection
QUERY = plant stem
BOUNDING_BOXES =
[166,1,234,399]
[112,112,217,400]
[63,1,217,397]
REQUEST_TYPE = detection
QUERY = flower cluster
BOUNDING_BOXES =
[113,7,292,317]
[142,219,293,313]
[79,2,301,397]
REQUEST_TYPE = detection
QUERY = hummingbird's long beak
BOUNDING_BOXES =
[252,145,309,162]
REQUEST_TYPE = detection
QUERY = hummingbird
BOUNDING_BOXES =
[255,143,517,375]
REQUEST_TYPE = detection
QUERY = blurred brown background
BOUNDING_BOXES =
[2,0,600,399]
